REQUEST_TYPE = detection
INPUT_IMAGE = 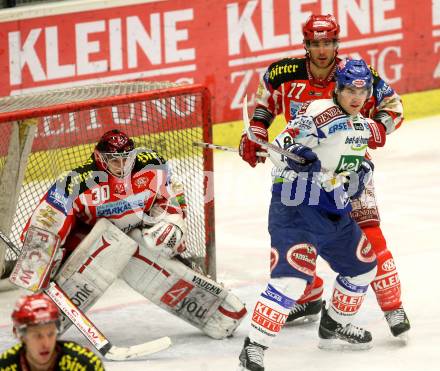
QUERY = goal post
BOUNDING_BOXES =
[0,82,216,280]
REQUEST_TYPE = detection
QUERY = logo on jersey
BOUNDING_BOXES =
[47,187,72,215]
[309,90,323,96]
[353,121,365,131]
[328,122,350,134]
[268,63,298,80]
[134,177,148,187]
[290,101,302,119]
[114,183,125,194]
[314,106,344,127]
[286,243,317,277]
[345,137,369,151]
[96,193,146,217]
[335,155,364,172]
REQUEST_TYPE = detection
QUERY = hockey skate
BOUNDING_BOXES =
[385,307,410,341]
[285,298,322,325]
[238,337,267,371]
[318,302,373,350]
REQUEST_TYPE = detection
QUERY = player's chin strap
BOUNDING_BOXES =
[0,229,171,361]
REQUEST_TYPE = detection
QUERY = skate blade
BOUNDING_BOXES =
[395,331,409,345]
[318,338,373,351]
[285,314,320,327]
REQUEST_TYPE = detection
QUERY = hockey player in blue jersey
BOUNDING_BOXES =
[238,59,378,371]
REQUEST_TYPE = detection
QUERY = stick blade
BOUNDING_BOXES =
[242,94,255,141]
[105,336,172,361]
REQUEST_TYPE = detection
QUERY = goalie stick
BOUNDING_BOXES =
[0,229,171,361]
[192,141,269,157]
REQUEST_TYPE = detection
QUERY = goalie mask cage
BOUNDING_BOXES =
[0,82,216,279]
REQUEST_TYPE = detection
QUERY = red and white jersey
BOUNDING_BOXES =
[254,57,403,134]
[22,150,182,249]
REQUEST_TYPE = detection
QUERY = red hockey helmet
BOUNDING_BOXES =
[94,129,136,178]
[12,293,60,335]
[302,14,340,41]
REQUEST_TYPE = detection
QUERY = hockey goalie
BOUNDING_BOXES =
[9,129,246,340]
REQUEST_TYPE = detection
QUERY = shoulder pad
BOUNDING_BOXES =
[134,150,167,168]
[57,156,98,197]
[368,65,395,102]
[0,343,23,360]
[264,58,307,89]
[368,65,383,85]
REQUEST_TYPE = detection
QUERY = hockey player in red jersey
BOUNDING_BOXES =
[13,129,245,340]
[0,293,104,370]
[239,14,409,339]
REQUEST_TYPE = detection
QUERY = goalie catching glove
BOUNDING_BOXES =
[142,213,187,258]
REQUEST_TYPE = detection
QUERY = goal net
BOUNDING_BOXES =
[0,82,216,280]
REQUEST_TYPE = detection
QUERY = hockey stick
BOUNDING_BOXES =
[0,229,171,361]
[192,141,269,157]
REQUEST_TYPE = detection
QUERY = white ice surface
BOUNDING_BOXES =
[1,115,439,370]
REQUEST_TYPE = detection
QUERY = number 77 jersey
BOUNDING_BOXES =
[255,56,403,133]
[256,57,337,122]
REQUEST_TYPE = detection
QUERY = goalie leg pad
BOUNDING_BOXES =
[55,219,137,332]
[122,229,246,339]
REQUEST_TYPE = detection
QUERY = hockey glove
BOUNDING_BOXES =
[239,120,268,167]
[344,158,375,199]
[366,118,386,149]
[143,220,186,258]
[285,144,321,175]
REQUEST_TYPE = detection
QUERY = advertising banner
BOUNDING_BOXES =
[0,0,439,126]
